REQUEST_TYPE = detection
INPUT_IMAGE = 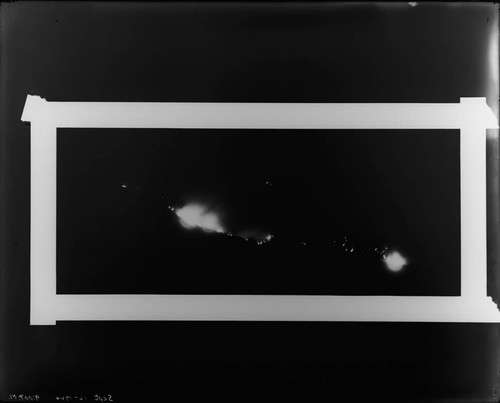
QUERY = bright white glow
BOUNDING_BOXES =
[383,251,408,272]
[172,204,274,245]
[175,204,224,233]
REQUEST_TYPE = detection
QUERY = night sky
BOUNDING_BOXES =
[57,128,461,295]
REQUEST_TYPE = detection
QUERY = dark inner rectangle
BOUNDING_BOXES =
[57,128,460,295]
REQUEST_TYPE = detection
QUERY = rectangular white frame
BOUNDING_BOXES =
[21,95,500,324]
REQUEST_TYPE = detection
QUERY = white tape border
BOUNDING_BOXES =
[21,95,500,324]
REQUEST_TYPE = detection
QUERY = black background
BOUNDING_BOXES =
[57,128,461,296]
[1,2,500,401]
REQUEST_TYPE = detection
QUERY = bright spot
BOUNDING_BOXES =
[238,230,274,243]
[383,251,408,272]
[256,234,274,246]
[408,2,418,7]
[174,204,224,233]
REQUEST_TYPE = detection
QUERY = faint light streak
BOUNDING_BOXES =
[239,230,274,243]
[383,251,408,272]
[170,203,274,245]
